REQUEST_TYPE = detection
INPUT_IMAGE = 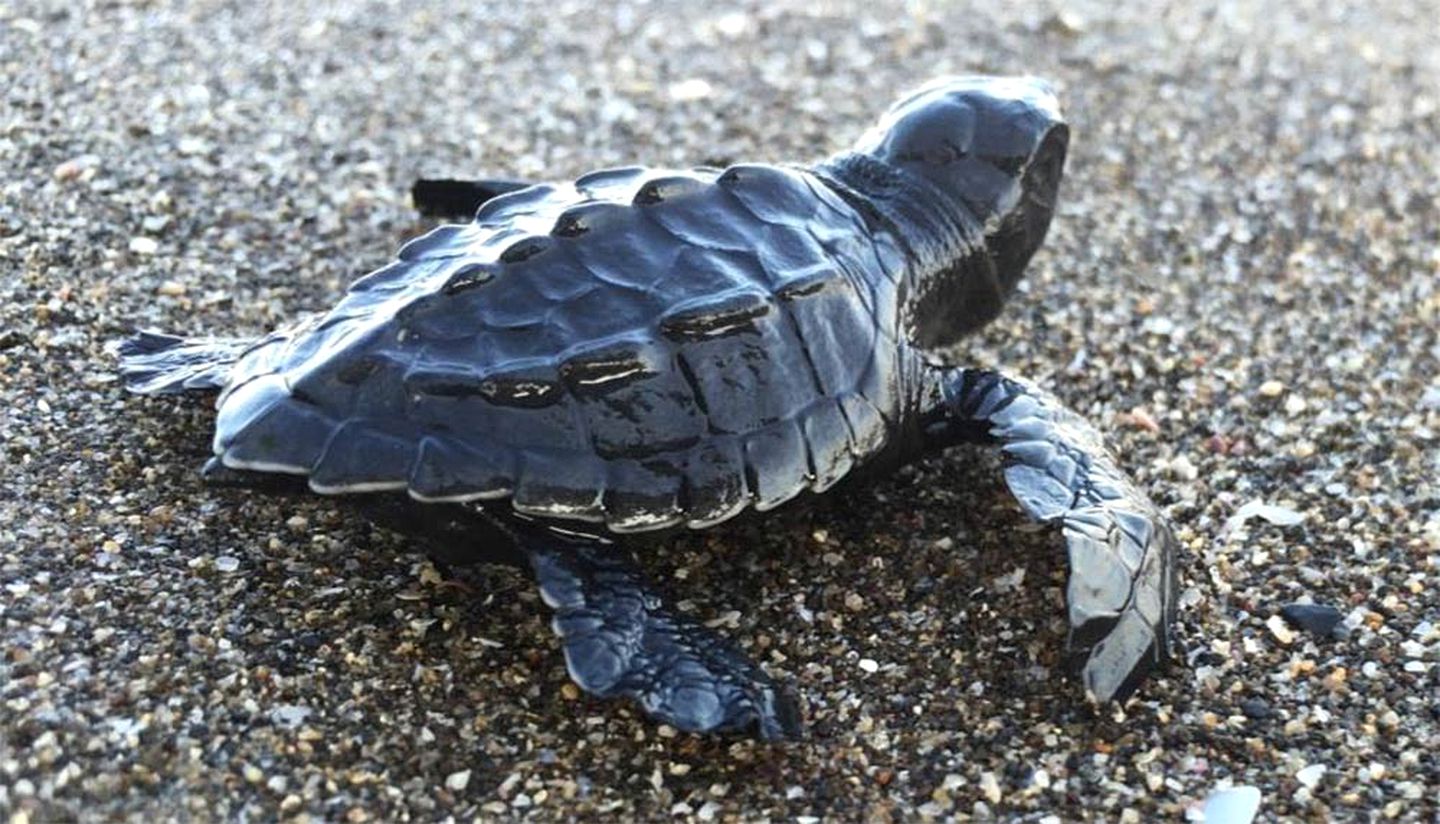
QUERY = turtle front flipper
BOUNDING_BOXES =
[411,177,539,219]
[522,530,801,740]
[926,367,1178,703]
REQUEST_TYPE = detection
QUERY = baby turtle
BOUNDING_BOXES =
[119,76,1177,739]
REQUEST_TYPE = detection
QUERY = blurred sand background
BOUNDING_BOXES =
[3,1,1437,820]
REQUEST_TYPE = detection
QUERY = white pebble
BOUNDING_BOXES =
[1170,455,1199,481]
[713,12,752,38]
[445,769,471,791]
[1295,764,1326,788]
[979,771,1002,803]
[1266,615,1295,645]
[128,236,159,255]
[1224,500,1305,534]
[1191,784,1261,824]
[1419,385,1440,411]
[270,704,311,727]
[668,78,713,102]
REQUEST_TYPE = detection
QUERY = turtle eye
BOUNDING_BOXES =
[876,99,975,167]
[928,140,965,165]
[980,153,1026,177]
[892,138,964,166]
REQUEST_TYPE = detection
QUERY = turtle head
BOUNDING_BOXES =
[825,76,1069,351]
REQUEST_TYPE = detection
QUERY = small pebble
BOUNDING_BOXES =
[271,705,310,727]
[1278,604,1344,637]
[128,236,159,255]
[57,156,103,183]
[1170,454,1199,481]
[1295,764,1326,789]
[668,78,713,102]
[979,772,1002,804]
[1239,698,1273,719]
[1266,615,1296,646]
[1124,406,1162,433]
[1420,385,1440,411]
[54,158,89,181]
[1225,500,1305,533]
[1192,785,1262,824]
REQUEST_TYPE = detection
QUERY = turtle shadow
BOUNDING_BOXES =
[448,443,1131,811]
[115,394,1163,814]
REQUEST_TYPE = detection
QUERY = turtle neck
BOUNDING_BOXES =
[811,151,988,275]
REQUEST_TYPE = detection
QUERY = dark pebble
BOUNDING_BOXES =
[1279,603,1344,637]
[1240,698,1274,719]
[0,329,30,351]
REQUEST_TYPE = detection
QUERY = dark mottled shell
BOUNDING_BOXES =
[213,164,912,532]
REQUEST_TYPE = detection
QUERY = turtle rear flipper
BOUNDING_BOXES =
[117,330,249,395]
[372,501,801,739]
[525,532,802,740]
[930,367,1178,703]
[411,178,539,219]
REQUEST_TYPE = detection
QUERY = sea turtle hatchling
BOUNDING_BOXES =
[119,76,1177,739]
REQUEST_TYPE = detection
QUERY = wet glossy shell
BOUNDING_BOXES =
[214,164,911,532]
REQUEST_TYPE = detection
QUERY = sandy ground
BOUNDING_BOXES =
[3,0,1439,820]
